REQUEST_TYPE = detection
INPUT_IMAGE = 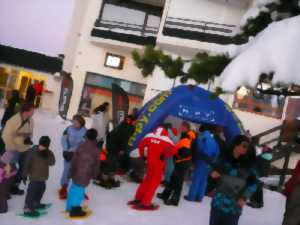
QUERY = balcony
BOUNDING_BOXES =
[91,0,163,46]
[162,16,238,45]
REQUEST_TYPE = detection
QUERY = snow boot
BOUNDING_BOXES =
[69,206,87,218]
[58,185,68,200]
[108,179,120,188]
[127,200,140,206]
[164,197,179,206]
[23,209,40,218]
[10,185,24,195]
[132,203,159,211]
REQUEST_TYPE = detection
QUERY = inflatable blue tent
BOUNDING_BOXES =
[128,85,245,149]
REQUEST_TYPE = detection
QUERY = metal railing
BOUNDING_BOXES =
[164,16,236,37]
[94,19,159,37]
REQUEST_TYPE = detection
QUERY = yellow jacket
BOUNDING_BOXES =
[2,113,34,152]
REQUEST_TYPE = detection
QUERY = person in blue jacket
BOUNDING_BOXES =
[185,124,219,202]
[58,115,86,200]
[209,135,257,225]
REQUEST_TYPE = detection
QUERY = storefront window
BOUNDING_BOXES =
[78,72,146,116]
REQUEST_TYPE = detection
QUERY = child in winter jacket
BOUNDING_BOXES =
[209,135,257,225]
[0,151,17,213]
[59,115,86,199]
[158,130,196,206]
[66,129,99,218]
[23,136,55,217]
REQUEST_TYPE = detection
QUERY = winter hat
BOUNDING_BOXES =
[39,136,51,148]
[86,128,98,141]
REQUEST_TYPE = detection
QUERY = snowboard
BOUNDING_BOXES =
[16,210,47,219]
[62,207,93,220]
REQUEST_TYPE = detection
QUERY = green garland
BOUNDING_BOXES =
[132,0,300,92]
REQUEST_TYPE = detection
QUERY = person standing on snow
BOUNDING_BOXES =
[0,151,17,213]
[59,115,86,200]
[185,124,219,202]
[91,102,110,149]
[1,102,35,195]
[66,129,99,218]
[158,130,196,206]
[22,136,55,217]
[128,125,176,210]
[209,135,257,225]
[95,115,135,189]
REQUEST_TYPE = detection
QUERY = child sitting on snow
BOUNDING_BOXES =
[23,136,55,217]
[66,128,99,218]
[0,151,17,213]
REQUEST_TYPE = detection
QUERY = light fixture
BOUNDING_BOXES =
[104,53,125,70]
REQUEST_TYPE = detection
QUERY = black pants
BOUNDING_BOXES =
[11,151,28,189]
[209,208,240,225]
[24,181,46,210]
[249,182,264,207]
[0,180,9,213]
[161,162,189,204]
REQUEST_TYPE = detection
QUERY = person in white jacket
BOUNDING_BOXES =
[91,102,110,149]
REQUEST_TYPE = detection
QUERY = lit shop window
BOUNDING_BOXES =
[104,53,124,70]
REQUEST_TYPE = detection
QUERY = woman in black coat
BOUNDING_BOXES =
[1,90,22,129]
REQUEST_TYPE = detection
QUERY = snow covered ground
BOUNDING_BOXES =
[0,110,286,225]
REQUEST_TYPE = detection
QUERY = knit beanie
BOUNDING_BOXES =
[86,128,98,141]
[39,136,51,148]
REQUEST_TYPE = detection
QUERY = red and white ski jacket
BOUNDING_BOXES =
[138,127,175,169]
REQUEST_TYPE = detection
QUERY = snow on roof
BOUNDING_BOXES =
[220,15,300,92]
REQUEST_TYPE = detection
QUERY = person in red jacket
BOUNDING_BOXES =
[128,125,176,210]
[32,81,44,108]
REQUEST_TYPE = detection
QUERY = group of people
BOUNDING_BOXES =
[0,99,299,225]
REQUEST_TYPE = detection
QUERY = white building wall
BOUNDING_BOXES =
[167,0,248,25]
[67,0,147,118]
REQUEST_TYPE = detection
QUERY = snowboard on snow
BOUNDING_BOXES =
[16,203,52,218]
[61,205,92,220]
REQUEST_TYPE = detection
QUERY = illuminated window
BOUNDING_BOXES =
[104,53,124,70]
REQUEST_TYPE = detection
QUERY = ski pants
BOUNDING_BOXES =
[162,162,189,204]
[24,181,46,210]
[66,182,85,211]
[60,160,71,187]
[187,161,209,201]
[135,164,163,206]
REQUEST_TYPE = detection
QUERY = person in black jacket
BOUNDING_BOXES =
[94,115,135,188]
[1,90,22,129]
[157,131,196,206]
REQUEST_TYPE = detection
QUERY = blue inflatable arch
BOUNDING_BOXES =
[128,85,245,149]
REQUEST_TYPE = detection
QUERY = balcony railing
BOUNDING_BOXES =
[94,19,159,37]
[91,0,162,46]
[163,16,238,45]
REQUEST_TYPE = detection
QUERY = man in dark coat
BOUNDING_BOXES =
[66,128,99,218]
[96,115,135,188]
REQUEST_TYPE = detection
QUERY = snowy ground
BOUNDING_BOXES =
[0,110,286,225]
